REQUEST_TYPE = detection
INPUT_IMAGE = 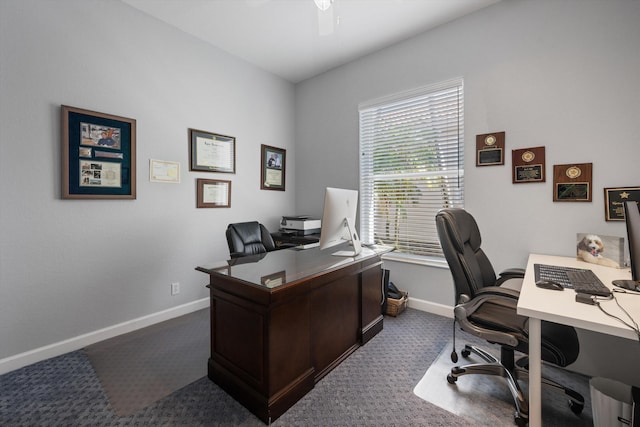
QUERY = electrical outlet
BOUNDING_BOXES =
[171,282,180,295]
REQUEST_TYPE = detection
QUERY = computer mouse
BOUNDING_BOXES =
[535,280,564,291]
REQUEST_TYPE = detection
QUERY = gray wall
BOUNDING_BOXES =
[295,0,640,306]
[2,0,640,382]
[294,0,640,381]
[0,0,295,364]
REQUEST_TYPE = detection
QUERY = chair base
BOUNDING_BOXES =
[447,344,584,426]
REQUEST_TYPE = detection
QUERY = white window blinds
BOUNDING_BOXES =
[359,78,464,258]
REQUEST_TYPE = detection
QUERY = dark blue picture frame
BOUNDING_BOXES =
[62,105,136,199]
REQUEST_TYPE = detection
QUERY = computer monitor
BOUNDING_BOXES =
[612,201,640,291]
[319,187,362,257]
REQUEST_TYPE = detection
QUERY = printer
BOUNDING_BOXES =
[280,216,321,236]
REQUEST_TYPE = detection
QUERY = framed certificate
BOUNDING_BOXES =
[261,144,286,191]
[189,129,235,173]
[150,159,180,183]
[197,179,231,208]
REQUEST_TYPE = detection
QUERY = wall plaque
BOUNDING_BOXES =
[553,163,592,202]
[604,186,640,221]
[476,131,505,166]
[513,146,545,183]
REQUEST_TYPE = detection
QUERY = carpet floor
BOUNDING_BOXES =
[0,307,596,426]
[84,308,209,416]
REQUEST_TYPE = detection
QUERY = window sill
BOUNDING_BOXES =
[381,252,449,269]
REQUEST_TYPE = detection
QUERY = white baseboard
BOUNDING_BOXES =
[0,298,210,376]
[407,296,453,319]
[1,296,445,376]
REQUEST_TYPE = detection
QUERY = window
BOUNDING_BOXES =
[359,78,464,258]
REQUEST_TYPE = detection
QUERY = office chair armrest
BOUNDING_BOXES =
[496,268,525,287]
[497,267,525,280]
[454,287,520,347]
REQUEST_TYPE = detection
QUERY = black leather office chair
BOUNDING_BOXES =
[435,208,584,426]
[226,221,276,258]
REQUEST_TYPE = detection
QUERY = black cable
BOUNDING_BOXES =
[595,295,640,342]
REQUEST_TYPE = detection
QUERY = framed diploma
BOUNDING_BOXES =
[476,131,505,166]
[197,178,231,208]
[189,129,235,173]
[553,163,592,202]
[261,144,286,191]
[150,159,180,183]
[62,105,136,199]
[512,146,545,183]
[604,186,640,221]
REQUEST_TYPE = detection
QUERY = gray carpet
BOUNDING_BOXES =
[0,308,595,426]
[84,308,209,416]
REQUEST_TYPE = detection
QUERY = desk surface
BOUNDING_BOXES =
[518,253,638,340]
[197,244,392,290]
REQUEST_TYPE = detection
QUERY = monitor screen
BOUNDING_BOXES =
[319,187,362,256]
[612,201,640,291]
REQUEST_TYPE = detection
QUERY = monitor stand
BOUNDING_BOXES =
[612,279,640,292]
[332,217,362,257]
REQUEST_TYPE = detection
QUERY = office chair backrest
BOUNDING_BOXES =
[436,208,498,300]
[226,221,276,258]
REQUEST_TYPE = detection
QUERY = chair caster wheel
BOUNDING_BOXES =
[446,374,457,384]
[514,414,528,426]
[461,348,471,358]
[569,399,584,415]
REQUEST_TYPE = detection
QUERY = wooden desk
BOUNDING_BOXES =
[196,245,388,423]
[518,254,637,427]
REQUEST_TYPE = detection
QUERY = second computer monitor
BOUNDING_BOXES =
[319,187,362,257]
[612,201,640,291]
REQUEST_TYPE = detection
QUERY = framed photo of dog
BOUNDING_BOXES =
[576,233,625,269]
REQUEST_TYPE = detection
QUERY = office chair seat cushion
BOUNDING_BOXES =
[464,289,580,367]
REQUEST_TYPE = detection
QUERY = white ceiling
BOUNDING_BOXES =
[122,0,500,83]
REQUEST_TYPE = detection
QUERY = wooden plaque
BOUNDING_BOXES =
[476,131,505,166]
[512,146,545,183]
[553,163,592,202]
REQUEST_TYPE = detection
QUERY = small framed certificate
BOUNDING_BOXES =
[197,179,231,208]
[150,159,180,183]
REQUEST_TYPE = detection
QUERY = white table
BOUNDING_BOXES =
[517,253,638,427]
